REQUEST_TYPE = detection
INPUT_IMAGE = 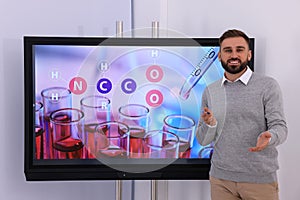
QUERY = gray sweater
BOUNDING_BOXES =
[196,72,288,183]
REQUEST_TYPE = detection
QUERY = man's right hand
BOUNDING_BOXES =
[201,107,217,126]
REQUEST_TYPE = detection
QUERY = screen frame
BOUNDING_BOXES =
[24,36,254,181]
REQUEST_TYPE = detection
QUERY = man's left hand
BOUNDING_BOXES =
[248,131,272,152]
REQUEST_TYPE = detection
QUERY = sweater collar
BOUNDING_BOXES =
[221,66,253,86]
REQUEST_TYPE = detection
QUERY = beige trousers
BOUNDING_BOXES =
[210,176,279,200]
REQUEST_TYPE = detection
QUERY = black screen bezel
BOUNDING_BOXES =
[24,36,254,181]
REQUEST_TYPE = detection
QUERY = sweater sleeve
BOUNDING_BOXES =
[263,78,288,147]
[195,88,218,146]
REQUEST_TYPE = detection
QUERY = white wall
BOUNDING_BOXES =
[0,1,132,200]
[1,0,299,199]
[133,0,300,199]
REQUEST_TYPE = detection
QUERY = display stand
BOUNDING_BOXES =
[115,22,124,200]
[114,21,164,200]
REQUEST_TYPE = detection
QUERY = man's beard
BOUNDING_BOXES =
[221,58,248,74]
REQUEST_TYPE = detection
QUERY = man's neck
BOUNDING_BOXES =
[224,67,247,82]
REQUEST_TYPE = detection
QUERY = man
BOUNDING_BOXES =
[196,29,288,200]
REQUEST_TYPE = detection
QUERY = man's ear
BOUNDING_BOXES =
[248,50,252,61]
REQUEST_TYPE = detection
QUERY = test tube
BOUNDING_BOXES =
[80,95,111,158]
[118,104,150,158]
[143,130,179,158]
[163,114,195,158]
[95,121,130,158]
[41,87,72,159]
[50,108,85,159]
[35,101,44,159]
[179,47,219,100]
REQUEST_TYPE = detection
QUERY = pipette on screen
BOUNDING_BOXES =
[179,47,219,100]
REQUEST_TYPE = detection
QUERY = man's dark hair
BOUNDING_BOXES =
[219,29,250,48]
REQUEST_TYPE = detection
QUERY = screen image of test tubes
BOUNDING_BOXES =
[33,45,223,160]
[35,90,211,160]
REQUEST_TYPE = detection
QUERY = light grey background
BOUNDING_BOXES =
[1,0,299,199]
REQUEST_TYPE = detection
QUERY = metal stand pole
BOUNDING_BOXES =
[151,21,159,38]
[131,180,135,200]
[116,21,123,38]
[151,21,160,200]
[116,180,122,200]
[151,180,158,200]
[115,22,123,200]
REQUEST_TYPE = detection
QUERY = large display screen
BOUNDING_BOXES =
[24,37,254,181]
